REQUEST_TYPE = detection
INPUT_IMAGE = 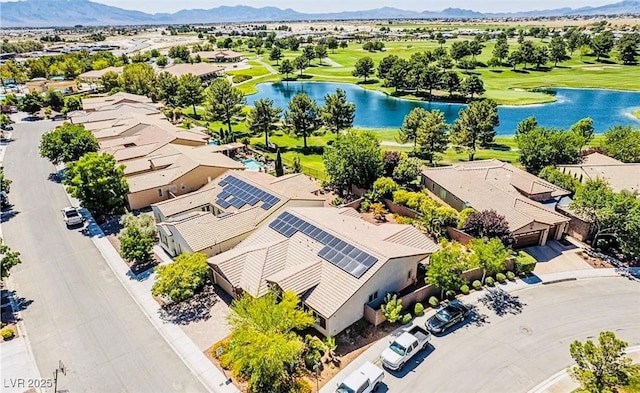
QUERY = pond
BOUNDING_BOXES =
[247,82,640,135]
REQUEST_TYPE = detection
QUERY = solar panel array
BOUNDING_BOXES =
[268,211,378,278]
[216,176,281,211]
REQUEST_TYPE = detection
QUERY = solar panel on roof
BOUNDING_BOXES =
[217,199,231,209]
[218,179,227,186]
[218,175,280,211]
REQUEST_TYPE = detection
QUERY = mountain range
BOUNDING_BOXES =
[1,0,639,27]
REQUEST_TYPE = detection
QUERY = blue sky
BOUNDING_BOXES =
[71,0,618,13]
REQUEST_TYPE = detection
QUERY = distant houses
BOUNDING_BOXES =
[558,152,640,194]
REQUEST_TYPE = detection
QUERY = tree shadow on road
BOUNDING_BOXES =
[479,288,526,316]
[158,285,220,325]
[0,205,20,223]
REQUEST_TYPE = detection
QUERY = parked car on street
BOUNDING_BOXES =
[425,300,471,334]
[62,206,84,227]
[1,125,13,131]
[336,361,384,393]
[381,325,431,371]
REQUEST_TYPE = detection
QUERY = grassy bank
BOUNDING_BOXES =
[236,38,640,106]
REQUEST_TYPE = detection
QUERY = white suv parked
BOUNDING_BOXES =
[62,207,84,227]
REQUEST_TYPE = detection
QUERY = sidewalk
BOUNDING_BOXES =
[80,214,239,393]
[319,268,620,393]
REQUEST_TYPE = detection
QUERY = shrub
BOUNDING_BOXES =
[359,200,371,213]
[414,302,424,316]
[401,313,412,325]
[381,293,403,323]
[496,273,506,283]
[394,215,413,225]
[231,74,252,83]
[1,328,15,340]
[515,251,537,275]
[460,284,470,295]
[472,280,482,290]
[428,296,440,308]
[506,271,516,281]
[372,177,399,200]
[485,277,495,287]
[330,196,344,206]
[293,378,313,393]
[445,290,456,300]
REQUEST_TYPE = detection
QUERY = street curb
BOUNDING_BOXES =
[542,277,578,285]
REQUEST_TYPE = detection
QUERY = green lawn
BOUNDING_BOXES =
[238,38,640,106]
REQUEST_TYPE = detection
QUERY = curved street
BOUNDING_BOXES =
[2,120,207,393]
[381,277,640,393]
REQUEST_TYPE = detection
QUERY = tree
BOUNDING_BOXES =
[549,35,568,67]
[156,72,180,106]
[269,46,283,65]
[387,59,409,92]
[441,71,461,98]
[617,35,638,65]
[590,31,615,60]
[63,153,129,218]
[177,73,204,115]
[156,55,168,67]
[19,91,43,115]
[416,109,450,165]
[422,65,443,99]
[0,237,21,279]
[302,46,316,63]
[321,88,355,134]
[516,116,538,136]
[377,55,399,82]
[323,130,383,192]
[460,75,485,98]
[278,59,294,80]
[383,151,401,177]
[100,70,121,92]
[63,96,82,114]
[340,41,348,49]
[315,44,328,65]
[119,226,153,264]
[152,253,209,303]
[223,291,314,393]
[493,37,510,64]
[450,41,471,63]
[120,213,158,239]
[44,89,64,111]
[570,117,595,151]
[168,45,191,62]
[451,99,499,161]
[381,293,403,323]
[539,166,581,194]
[247,98,282,147]
[327,37,339,53]
[468,238,511,283]
[352,57,375,82]
[427,241,469,298]
[462,210,515,246]
[507,50,523,71]
[487,57,502,68]
[204,78,246,137]
[392,157,422,187]
[284,93,321,149]
[516,127,582,174]
[59,57,82,79]
[39,123,99,165]
[293,56,308,76]
[398,107,427,150]
[602,125,640,163]
[519,41,535,69]
[274,149,284,177]
[569,331,632,393]
[121,63,156,96]
[469,38,484,61]
[532,45,549,69]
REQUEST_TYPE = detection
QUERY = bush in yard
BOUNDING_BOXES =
[472,280,482,290]
[516,251,537,275]
[428,296,440,308]
[496,273,506,283]
[414,302,424,316]
[381,293,403,323]
[359,200,371,213]
[293,378,313,393]
[506,271,516,281]
[231,74,252,83]
[371,177,399,200]
[460,284,470,295]
[446,290,456,300]
[401,313,412,325]
[1,328,14,340]
[485,277,495,287]
[151,252,209,303]
[119,226,154,264]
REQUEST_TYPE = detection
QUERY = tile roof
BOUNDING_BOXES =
[208,207,439,317]
[161,63,224,78]
[422,160,570,231]
[78,66,124,81]
[558,153,640,194]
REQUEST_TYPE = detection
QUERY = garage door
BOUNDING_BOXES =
[547,225,558,241]
[514,231,543,248]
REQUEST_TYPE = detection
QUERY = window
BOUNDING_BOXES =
[407,270,412,280]
[356,380,370,393]
[439,188,447,200]
[158,189,163,197]
[368,291,378,303]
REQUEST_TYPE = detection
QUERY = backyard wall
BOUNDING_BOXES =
[446,226,475,245]
[383,198,419,219]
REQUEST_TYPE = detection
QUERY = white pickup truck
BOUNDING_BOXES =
[380,325,431,371]
[335,361,384,393]
[62,206,85,227]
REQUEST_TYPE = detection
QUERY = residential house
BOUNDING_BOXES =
[80,92,154,112]
[77,66,124,82]
[421,160,571,248]
[153,170,324,257]
[558,152,640,194]
[197,50,245,63]
[208,207,440,337]
[161,63,225,84]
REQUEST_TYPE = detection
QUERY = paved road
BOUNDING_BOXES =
[1,120,207,393]
[382,278,640,393]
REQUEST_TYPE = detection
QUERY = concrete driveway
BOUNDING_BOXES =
[526,241,593,275]
[324,277,640,393]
